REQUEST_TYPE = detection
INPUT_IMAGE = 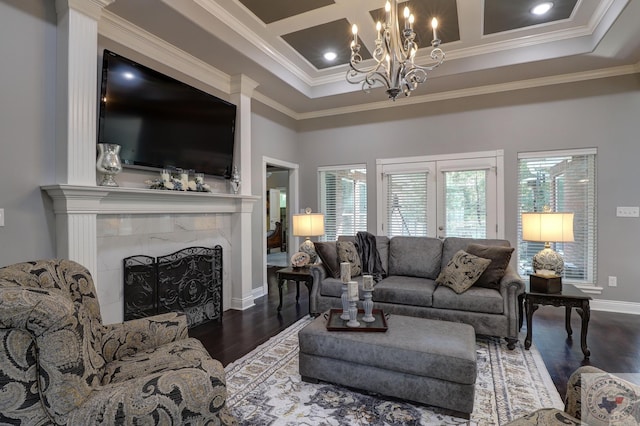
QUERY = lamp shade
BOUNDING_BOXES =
[522,212,574,243]
[292,212,325,237]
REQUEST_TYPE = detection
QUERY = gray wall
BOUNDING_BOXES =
[297,75,640,303]
[0,0,57,266]
[250,101,299,291]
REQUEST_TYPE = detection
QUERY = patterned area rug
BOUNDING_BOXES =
[225,317,563,425]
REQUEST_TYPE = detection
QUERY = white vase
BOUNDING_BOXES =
[96,143,122,187]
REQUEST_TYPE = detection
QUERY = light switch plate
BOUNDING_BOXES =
[0,208,4,227]
[616,206,639,217]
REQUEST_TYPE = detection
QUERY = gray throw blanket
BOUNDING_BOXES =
[356,231,386,282]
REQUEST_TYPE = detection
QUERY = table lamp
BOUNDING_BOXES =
[522,209,574,276]
[292,208,325,264]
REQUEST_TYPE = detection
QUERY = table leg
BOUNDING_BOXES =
[296,280,300,303]
[277,278,285,312]
[576,302,591,360]
[565,306,573,337]
[304,278,314,317]
[525,300,539,350]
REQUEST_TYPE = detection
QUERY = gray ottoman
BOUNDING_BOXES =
[298,313,477,417]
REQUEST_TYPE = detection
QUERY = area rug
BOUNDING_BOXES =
[225,317,563,425]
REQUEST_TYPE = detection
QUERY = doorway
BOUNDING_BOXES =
[262,156,299,296]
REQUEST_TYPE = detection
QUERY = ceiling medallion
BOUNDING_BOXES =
[347,0,445,101]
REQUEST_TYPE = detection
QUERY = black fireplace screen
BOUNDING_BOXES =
[123,246,223,328]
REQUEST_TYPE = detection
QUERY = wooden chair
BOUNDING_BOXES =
[266,221,283,252]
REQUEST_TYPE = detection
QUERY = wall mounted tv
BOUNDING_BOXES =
[98,49,237,178]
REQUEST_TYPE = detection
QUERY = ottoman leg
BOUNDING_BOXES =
[301,376,319,384]
[505,337,518,350]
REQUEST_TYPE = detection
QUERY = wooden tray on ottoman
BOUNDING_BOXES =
[325,308,388,332]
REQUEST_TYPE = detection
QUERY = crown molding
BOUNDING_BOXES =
[99,9,231,95]
[97,9,639,122]
[296,64,640,120]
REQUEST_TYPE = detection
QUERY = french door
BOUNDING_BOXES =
[377,151,503,239]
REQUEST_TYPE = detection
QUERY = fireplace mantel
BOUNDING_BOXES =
[42,184,259,314]
[42,184,259,215]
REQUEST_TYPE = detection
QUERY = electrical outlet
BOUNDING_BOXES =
[608,276,617,287]
[616,206,640,217]
[0,208,4,227]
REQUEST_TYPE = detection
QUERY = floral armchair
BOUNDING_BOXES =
[0,259,236,425]
[506,365,640,425]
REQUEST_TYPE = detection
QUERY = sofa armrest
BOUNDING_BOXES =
[309,264,327,316]
[101,312,189,362]
[499,265,525,340]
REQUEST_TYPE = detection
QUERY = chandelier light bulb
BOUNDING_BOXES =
[352,23,358,44]
[431,17,439,41]
[385,1,391,13]
[403,7,410,19]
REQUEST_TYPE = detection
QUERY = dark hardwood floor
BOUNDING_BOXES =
[190,267,640,399]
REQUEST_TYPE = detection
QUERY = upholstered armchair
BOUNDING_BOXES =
[506,365,640,425]
[0,259,236,425]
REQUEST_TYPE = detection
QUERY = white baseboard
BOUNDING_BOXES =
[230,296,256,311]
[252,286,266,299]
[590,299,640,315]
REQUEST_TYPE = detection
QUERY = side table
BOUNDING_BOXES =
[276,266,313,316]
[524,284,592,360]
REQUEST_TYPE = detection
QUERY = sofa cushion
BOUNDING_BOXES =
[314,241,340,278]
[435,250,491,294]
[338,235,390,276]
[337,241,361,277]
[319,276,362,298]
[388,236,442,279]
[373,276,436,307]
[465,243,515,290]
[441,237,511,271]
[432,285,504,314]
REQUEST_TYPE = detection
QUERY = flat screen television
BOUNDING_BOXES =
[98,49,236,178]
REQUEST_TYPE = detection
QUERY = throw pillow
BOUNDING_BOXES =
[314,241,340,279]
[435,250,491,294]
[336,240,362,278]
[465,243,515,290]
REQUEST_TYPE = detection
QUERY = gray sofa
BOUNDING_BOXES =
[309,236,525,348]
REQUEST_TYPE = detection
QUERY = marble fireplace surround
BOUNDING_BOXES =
[42,184,259,324]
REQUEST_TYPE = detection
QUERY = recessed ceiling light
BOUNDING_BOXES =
[123,71,135,80]
[531,2,554,16]
[323,51,337,61]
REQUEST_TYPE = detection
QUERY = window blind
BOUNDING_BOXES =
[517,150,597,283]
[385,171,430,237]
[319,166,367,241]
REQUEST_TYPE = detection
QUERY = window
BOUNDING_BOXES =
[318,165,367,241]
[384,167,431,237]
[517,149,597,284]
[377,151,503,239]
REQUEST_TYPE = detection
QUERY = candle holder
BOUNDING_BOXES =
[362,288,375,322]
[346,299,360,328]
[340,283,350,320]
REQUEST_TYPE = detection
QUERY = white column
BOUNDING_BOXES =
[229,75,258,310]
[54,0,112,279]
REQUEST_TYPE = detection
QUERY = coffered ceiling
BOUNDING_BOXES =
[103,0,640,119]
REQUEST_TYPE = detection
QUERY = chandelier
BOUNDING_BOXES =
[347,0,445,100]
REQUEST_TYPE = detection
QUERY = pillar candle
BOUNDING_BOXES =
[348,280,358,301]
[363,274,374,291]
[340,262,351,283]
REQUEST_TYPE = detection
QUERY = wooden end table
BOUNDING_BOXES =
[276,266,312,316]
[524,284,592,360]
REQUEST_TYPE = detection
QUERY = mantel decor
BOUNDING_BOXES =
[146,168,212,192]
[96,143,122,187]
